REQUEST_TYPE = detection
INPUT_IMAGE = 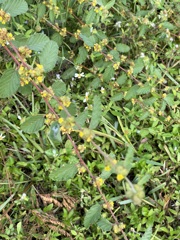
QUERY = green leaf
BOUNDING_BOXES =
[75,110,88,129]
[161,22,175,30]
[61,67,76,80]
[37,3,46,19]
[27,33,49,51]
[0,69,20,98]
[124,146,134,170]
[84,203,102,228]
[21,115,44,133]
[0,193,15,212]
[116,43,130,53]
[105,0,115,9]
[97,218,112,231]
[133,58,144,75]
[49,164,78,181]
[75,46,88,65]
[140,226,152,240]
[117,73,127,85]
[51,33,63,47]
[52,81,66,96]
[86,8,96,24]
[137,83,151,95]
[110,93,123,102]
[164,94,174,106]
[80,34,97,47]
[39,40,59,72]
[124,85,139,100]
[2,0,28,17]
[48,122,61,143]
[89,95,102,129]
[103,64,114,82]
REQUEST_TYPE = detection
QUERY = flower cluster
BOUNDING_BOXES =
[58,116,75,134]
[74,29,81,39]
[45,113,57,125]
[93,177,104,187]
[0,28,14,46]
[126,184,144,205]
[59,96,71,110]
[41,87,54,101]
[18,46,32,61]
[0,9,11,24]
[18,63,44,86]
[43,0,59,14]
[59,27,67,37]
[79,128,94,142]
[113,223,126,233]
[103,201,114,210]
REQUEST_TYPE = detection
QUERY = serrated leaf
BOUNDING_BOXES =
[110,93,123,102]
[80,34,96,47]
[97,218,112,231]
[75,110,88,129]
[103,64,114,82]
[18,84,32,96]
[124,85,139,100]
[84,204,102,228]
[52,81,66,96]
[117,73,127,85]
[51,33,63,46]
[39,40,59,72]
[164,94,174,106]
[75,46,88,65]
[133,58,144,75]
[89,95,102,129]
[0,69,20,98]
[61,67,76,80]
[86,8,96,24]
[105,0,115,9]
[2,0,28,17]
[140,226,152,240]
[12,35,28,48]
[21,115,44,133]
[137,83,151,95]
[116,43,130,53]
[27,33,49,51]
[49,164,78,181]
[143,97,156,106]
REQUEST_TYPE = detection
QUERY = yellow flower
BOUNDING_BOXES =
[58,117,64,124]
[117,174,124,181]
[113,223,126,233]
[104,165,111,171]
[78,166,86,173]
[120,55,127,62]
[79,128,94,142]
[45,113,56,125]
[93,177,104,187]
[60,28,67,37]
[78,144,86,153]
[105,54,113,61]
[127,66,133,76]
[94,43,102,52]
[59,116,75,134]
[113,62,120,70]
[103,201,114,210]
[59,96,71,110]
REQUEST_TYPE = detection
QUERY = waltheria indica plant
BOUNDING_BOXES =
[0,0,179,239]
